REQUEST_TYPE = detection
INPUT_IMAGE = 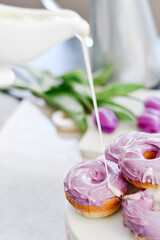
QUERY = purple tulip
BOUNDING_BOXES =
[145,97,160,110]
[93,107,119,133]
[137,108,160,133]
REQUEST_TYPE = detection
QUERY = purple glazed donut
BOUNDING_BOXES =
[105,131,146,163]
[64,158,127,218]
[119,132,160,189]
[123,189,160,240]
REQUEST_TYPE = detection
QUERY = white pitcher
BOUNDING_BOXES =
[0,4,90,85]
[91,0,160,88]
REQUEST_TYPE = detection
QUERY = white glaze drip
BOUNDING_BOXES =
[146,187,160,211]
[81,38,122,198]
[108,183,123,197]
[124,187,160,211]
[124,192,142,201]
[81,39,105,154]
[142,167,155,184]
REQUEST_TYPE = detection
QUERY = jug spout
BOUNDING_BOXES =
[77,18,90,38]
[49,9,90,46]
[55,9,90,38]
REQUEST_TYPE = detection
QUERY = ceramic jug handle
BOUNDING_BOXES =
[40,0,60,10]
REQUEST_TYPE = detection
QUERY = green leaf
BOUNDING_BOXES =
[44,84,70,95]
[11,84,31,91]
[98,99,136,122]
[6,66,140,128]
[93,65,115,86]
[9,81,88,131]
[69,82,91,97]
[96,83,144,99]
[115,112,135,122]
[45,82,93,112]
[24,66,57,81]
[40,91,87,131]
[62,81,93,112]
[60,69,88,85]
[23,66,58,92]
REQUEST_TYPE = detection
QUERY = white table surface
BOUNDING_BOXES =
[0,99,83,240]
[65,203,135,240]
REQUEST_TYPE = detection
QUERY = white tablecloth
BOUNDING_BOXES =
[0,100,82,240]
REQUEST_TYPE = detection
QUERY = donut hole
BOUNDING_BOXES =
[143,151,157,159]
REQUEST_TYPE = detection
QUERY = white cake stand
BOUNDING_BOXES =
[65,203,135,240]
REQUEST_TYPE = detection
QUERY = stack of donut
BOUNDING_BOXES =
[106,131,160,240]
[64,131,160,239]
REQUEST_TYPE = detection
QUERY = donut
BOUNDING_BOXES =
[64,158,127,218]
[119,132,160,189]
[123,188,160,240]
[105,131,146,164]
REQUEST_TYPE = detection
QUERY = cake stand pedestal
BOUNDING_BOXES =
[65,202,135,240]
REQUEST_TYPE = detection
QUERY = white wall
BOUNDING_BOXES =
[0,0,43,8]
[55,0,90,21]
[56,0,160,34]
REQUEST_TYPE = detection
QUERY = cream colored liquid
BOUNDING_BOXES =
[79,38,123,197]
[81,39,105,154]
[80,39,123,197]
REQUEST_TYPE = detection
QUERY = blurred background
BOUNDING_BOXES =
[0,1,160,240]
[1,0,160,88]
[0,0,160,34]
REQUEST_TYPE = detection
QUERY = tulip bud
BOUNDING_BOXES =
[137,108,160,133]
[93,107,119,133]
[145,97,160,110]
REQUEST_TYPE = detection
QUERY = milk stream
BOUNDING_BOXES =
[80,38,111,190]
[79,38,122,197]
[81,40,105,153]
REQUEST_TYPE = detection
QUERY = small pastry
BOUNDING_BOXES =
[64,158,127,218]
[105,131,143,163]
[123,188,160,240]
[119,132,160,189]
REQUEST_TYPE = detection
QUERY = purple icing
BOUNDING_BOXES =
[64,159,127,207]
[123,191,160,239]
[119,132,160,184]
[105,131,146,163]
